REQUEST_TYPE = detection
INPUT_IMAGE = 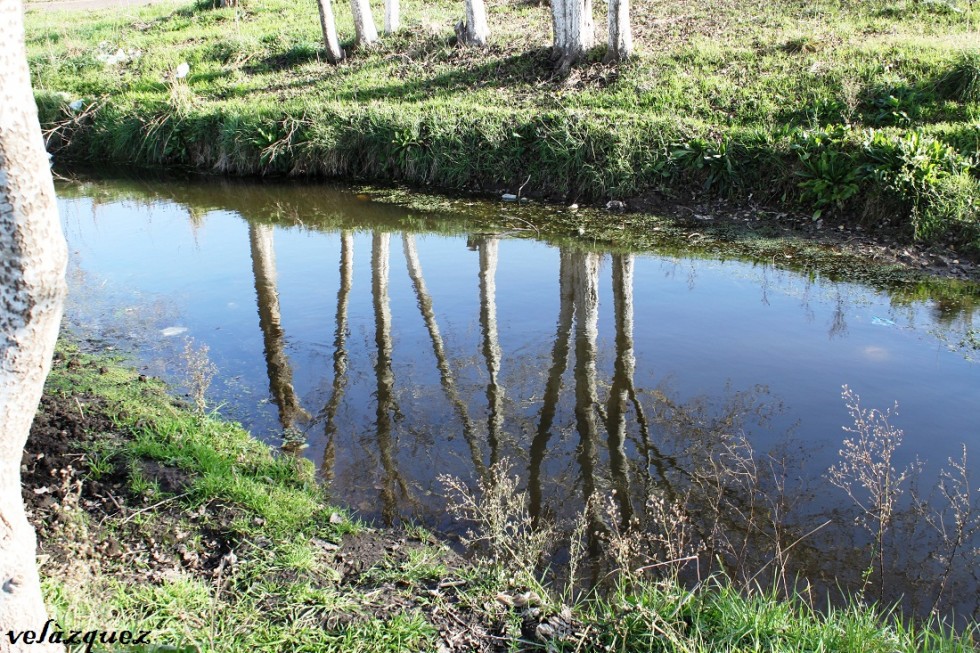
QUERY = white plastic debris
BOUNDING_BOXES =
[501,193,517,201]
[68,99,84,111]
[175,62,190,79]
[160,326,189,337]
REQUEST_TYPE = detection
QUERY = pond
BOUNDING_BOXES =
[57,174,980,621]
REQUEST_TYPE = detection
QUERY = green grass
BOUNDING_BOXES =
[23,0,980,253]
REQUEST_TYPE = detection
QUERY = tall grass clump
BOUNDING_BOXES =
[936,50,980,103]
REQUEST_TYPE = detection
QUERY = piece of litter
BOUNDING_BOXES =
[68,99,84,111]
[175,62,190,79]
[160,326,188,337]
[871,316,896,327]
[501,193,517,201]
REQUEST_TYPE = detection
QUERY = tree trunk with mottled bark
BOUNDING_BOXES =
[455,0,489,47]
[384,0,399,34]
[551,0,595,73]
[605,0,632,61]
[0,3,68,651]
[316,0,345,64]
[351,0,378,47]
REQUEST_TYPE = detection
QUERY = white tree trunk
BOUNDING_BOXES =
[551,0,595,72]
[384,0,399,34]
[606,0,632,61]
[350,0,378,47]
[0,3,68,651]
[316,0,345,64]
[458,0,489,47]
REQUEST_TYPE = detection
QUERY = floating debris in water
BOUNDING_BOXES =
[160,326,189,337]
[871,316,897,327]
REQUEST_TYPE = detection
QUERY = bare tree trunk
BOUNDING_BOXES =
[249,224,309,442]
[351,0,378,47]
[552,0,595,72]
[605,0,632,62]
[455,0,489,47]
[384,0,399,34]
[320,231,353,485]
[0,3,68,650]
[316,0,345,64]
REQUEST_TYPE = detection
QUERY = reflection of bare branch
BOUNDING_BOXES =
[529,250,575,524]
[403,234,486,481]
[249,223,309,437]
[477,236,504,468]
[320,231,353,485]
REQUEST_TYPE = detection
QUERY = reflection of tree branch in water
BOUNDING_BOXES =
[372,232,412,525]
[529,250,575,525]
[476,236,504,468]
[403,234,487,482]
[320,230,353,485]
[248,223,310,443]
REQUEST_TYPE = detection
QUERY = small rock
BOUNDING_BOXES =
[605,200,626,211]
[329,512,344,524]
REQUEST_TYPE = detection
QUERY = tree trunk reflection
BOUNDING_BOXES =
[249,223,308,442]
[320,230,353,484]
[404,234,487,481]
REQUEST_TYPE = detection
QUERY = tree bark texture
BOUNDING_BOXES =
[0,2,68,651]
[350,0,378,47]
[316,0,345,64]
[606,0,632,61]
[384,0,399,34]
[457,0,489,47]
[551,0,595,72]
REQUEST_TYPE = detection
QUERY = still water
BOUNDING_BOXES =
[57,175,979,618]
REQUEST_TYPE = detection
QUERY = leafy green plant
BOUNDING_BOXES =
[670,137,738,192]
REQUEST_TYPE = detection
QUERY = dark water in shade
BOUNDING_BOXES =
[57,175,979,619]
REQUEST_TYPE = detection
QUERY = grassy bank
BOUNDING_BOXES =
[25,0,980,254]
[25,344,979,651]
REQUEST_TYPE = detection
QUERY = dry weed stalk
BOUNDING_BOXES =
[924,445,979,613]
[181,338,218,413]
[827,385,918,597]
[440,459,554,586]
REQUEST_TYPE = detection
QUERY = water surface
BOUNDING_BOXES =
[58,176,980,619]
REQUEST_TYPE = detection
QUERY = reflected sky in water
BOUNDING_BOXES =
[57,177,980,618]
